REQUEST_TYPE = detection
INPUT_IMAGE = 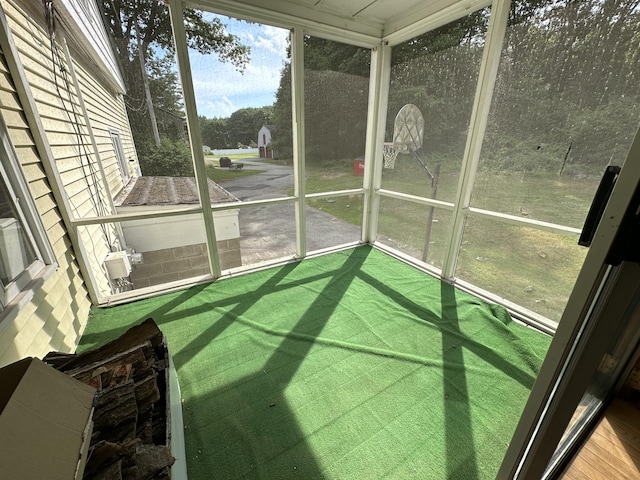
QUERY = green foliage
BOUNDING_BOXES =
[478,0,640,174]
[200,117,230,149]
[304,69,369,162]
[271,0,639,175]
[137,139,193,177]
[271,64,293,159]
[227,107,274,146]
[199,106,275,150]
[147,57,182,113]
[391,9,490,64]
[566,96,640,170]
[100,1,250,149]
[303,36,371,76]
[101,1,250,66]
[272,38,370,163]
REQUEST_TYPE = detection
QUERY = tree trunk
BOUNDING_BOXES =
[137,35,160,147]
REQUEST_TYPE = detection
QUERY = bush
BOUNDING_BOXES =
[137,138,193,177]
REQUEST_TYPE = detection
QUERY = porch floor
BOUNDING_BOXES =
[561,396,640,479]
[79,246,551,479]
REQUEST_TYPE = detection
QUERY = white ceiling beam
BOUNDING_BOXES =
[186,0,383,47]
[383,0,491,45]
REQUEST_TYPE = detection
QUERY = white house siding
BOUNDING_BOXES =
[0,44,90,367]
[4,1,106,218]
[0,0,142,366]
[73,59,138,197]
[2,0,138,299]
[58,0,124,92]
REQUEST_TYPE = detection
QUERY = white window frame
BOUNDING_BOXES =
[0,113,56,315]
[109,129,130,184]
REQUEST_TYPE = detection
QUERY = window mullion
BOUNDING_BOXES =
[441,0,512,279]
[362,43,391,244]
[291,26,306,258]
[167,0,221,278]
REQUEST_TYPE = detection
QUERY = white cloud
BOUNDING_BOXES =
[204,97,236,118]
[191,62,281,98]
[188,18,289,118]
[250,25,289,54]
[190,17,289,118]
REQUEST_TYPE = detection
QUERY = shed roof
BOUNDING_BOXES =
[117,176,238,206]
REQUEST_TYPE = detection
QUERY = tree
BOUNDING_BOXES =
[99,1,250,160]
[227,107,274,146]
[271,38,371,162]
[137,138,194,177]
[271,18,495,164]
[273,0,640,174]
[271,63,293,159]
[200,117,230,149]
[304,69,369,162]
[480,0,640,173]
[148,56,185,141]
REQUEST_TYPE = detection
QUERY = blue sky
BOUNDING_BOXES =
[188,15,289,119]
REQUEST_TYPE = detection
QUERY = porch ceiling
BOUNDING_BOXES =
[190,0,489,45]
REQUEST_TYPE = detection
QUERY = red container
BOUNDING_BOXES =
[353,158,365,175]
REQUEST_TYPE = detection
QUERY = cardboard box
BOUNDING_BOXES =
[0,357,96,480]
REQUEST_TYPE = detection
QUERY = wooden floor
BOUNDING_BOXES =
[561,397,640,479]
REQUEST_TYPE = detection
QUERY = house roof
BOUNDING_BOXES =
[117,176,239,206]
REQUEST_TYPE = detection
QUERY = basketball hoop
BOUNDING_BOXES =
[383,142,399,169]
[393,104,425,154]
[393,104,432,179]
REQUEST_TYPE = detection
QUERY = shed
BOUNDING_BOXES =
[258,125,276,159]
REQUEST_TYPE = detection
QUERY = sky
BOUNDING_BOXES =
[188,15,290,119]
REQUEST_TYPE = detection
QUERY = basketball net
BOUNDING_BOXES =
[383,142,399,169]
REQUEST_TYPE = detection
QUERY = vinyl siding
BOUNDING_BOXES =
[2,0,140,299]
[4,1,106,220]
[0,44,90,367]
[74,59,138,196]
[0,0,138,366]
[59,0,124,91]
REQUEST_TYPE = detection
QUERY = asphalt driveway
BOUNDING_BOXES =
[215,158,363,264]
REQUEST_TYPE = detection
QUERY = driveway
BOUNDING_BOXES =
[216,158,363,264]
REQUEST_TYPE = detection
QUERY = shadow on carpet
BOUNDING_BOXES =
[79,245,551,479]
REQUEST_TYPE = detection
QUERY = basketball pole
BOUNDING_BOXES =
[422,162,440,262]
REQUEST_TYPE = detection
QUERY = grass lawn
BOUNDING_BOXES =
[307,194,364,226]
[303,156,598,322]
[305,158,365,193]
[289,158,365,226]
[455,219,586,321]
[206,164,264,183]
[204,152,259,160]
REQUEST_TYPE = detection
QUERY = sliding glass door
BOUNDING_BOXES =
[497,125,640,479]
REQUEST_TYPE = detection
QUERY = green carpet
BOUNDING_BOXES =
[79,245,551,479]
